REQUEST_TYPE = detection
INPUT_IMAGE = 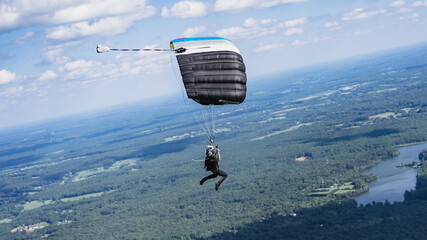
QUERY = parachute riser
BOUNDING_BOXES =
[96,44,183,53]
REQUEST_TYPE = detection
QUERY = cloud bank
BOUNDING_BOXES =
[216,18,282,40]
[215,0,307,11]
[162,1,207,18]
[0,0,156,40]
[182,26,207,37]
[341,8,387,21]
[0,70,17,85]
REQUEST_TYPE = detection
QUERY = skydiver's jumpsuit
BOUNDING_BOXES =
[200,153,228,186]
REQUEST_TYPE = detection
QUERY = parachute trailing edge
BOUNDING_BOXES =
[170,37,247,106]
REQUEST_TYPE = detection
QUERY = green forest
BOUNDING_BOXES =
[205,149,427,240]
[0,44,426,239]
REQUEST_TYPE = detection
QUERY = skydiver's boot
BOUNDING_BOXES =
[200,179,204,185]
[215,182,220,191]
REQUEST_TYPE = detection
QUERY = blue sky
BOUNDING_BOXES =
[1,0,426,128]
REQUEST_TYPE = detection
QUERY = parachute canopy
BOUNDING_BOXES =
[170,37,247,105]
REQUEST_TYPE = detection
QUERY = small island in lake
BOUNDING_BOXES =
[396,161,422,169]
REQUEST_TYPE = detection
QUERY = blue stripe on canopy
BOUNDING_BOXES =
[170,37,232,44]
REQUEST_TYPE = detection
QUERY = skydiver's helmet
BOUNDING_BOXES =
[206,145,214,155]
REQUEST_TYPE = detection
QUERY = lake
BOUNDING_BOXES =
[355,142,427,206]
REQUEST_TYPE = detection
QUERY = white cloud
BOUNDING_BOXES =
[182,26,207,37]
[255,43,284,52]
[399,13,419,20]
[284,27,303,36]
[0,86,24,98]
[216,26,247,39]
[42,41,79,63]
[291,40,306,47]
[162,1,207,18]
[0,0,156,37]
[216,18,282,40]
[390,1,405,7]
[58,59,104,82]
[0,70,17,85]
[341,8,387,21]
[284,18,307,28]
[113,46,172,76]
[281,18,307,36]
[397,7,413,13]
[38,70,57,81]
[216,17,307,40]
[243,18,259,28]
[42,47,63,63]
[14,31,35,44]
[386,6,414,17]
[291,37,330,47]
[242,18,277,28]
[46,15,138,40]
[260,19,276,25]
[215,0,307,11]
[47,0,155,23]
[412,1,427,7]
[324,21,341,31]
[62,59,101,72]
[324,21,339,28]
[55,43,171,85]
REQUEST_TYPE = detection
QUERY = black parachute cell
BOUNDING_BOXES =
[170,37,247,105]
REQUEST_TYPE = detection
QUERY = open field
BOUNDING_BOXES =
[310,182,355,197]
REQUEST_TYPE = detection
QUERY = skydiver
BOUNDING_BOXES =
[200,141,228,191]
[206,138,214,154]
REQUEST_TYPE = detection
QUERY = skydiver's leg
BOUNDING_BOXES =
[200,172,218,185]
[213,169,227,185]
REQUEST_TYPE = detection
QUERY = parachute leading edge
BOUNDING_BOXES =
[170,37,247,105]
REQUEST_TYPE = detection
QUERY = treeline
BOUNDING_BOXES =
[405,149,427,201]
[204,198,427,240]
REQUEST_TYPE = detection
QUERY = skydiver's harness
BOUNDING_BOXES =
[205,146,220,171]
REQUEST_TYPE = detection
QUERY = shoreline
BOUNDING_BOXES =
[354,142,427,205]
[396,141,427,148]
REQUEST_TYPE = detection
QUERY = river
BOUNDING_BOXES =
[354,142,427,206]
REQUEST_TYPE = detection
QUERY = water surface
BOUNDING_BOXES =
[355,143,427,206]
